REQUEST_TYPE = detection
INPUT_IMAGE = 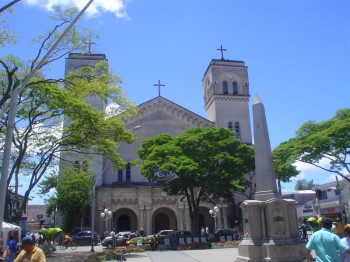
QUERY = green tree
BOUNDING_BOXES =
[273,109,350,183]
[137,127,255,234]
[55,168,94,232]
[294,179,317,190]
[272,146,300,183]
[0,7,136,223]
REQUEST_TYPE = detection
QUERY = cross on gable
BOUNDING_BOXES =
[153,80,165,96]
[86,37,96,54]
[217,45,227,60]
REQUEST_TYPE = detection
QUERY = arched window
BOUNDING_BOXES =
[126,162,131,182]
[233,81,238,95]
[228,121,233,131]
[223,81,228,94]
[235,122,240,137]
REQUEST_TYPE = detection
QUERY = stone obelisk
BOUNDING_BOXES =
[253,95,280,201]
[236,95,305,262]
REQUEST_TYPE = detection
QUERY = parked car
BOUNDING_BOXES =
[175,231,191,237]
[71,231,100,245]
[102,232,131,248]
[147,230,175,239]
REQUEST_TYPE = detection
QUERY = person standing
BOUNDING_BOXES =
[336,218,345,238]
[306,218,350,262]
[109,229,116,249]
[14,235,46,262]
[6,236,16,262]
[341,224,350,262]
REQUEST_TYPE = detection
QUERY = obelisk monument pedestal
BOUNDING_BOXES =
[236,96,305,262]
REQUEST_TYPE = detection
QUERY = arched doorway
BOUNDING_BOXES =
[152,207,177,234]
[154,213,170,233]
[113,208,138,232]
[117,215,131,232]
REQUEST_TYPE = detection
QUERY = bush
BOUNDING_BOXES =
[127,237,152,245]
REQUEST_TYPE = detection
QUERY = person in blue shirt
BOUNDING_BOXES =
[306,218,350,262]
[7,236,16,262]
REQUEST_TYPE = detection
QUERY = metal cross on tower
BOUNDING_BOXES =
[86,37,95,54]
[217,45,227,60]
[153,80,165,96]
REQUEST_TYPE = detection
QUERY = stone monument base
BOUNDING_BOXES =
[236,199,306,262]
[236,238,305,262]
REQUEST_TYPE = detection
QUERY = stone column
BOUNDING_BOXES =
[177,206,184,231]
[145,208,152,235]
[139,207,144,230]
[222,207,228,229]
[185,208,191,231]
[217,210,223,229]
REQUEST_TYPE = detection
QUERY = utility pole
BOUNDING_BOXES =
[336,176,347,223]
[0,0,95,239]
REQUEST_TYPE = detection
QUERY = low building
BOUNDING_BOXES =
[282,190,316,222]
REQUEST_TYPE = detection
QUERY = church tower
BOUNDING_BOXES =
[202,48,252,145]
[62,53,108,186]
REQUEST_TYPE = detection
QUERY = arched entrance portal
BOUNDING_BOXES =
[152,208,177,233]
[154,213,170,233]
[117,215,131,232]
[113,208,138,232]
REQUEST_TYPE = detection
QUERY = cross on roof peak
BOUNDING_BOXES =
[86,37,96,55]
[153,80,165,96]
[217,45,227,60]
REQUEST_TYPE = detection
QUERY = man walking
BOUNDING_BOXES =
[306,218,350,262]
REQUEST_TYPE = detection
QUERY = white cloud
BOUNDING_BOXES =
[24,0,129,18]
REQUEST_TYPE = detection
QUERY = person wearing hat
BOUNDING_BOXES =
[306,218,350,262]
[14,235,46,262]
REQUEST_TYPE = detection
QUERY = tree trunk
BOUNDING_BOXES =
[190,207,200,235]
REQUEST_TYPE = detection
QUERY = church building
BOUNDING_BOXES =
[63,49,252,235]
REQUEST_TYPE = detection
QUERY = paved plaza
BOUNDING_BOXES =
[46,245,239,261]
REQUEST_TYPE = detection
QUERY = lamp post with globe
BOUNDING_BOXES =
[101,208,113,231]
[209,206,220,231]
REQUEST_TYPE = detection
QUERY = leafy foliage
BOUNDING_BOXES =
[294,179,317,190]
[0,7,136,223]
[138,127,255,233]
[273,109,350,182]
[55,168,94,232]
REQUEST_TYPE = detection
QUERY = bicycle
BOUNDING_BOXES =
[60,240,78,250]
[42,241,56,257]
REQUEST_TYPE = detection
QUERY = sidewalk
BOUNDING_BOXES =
[119,248,239,262]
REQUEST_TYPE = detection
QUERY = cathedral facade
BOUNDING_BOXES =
[63,52,252,235]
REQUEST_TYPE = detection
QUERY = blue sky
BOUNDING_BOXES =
[2,0,350,202]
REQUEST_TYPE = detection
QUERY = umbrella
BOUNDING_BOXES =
[39,228,62,241]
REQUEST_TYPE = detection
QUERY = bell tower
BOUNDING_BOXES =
[202,47,252,145]
[61,53,108,186]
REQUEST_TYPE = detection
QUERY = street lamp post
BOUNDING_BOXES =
[336,176,347,223]
[101,208,113,231]
[209,206,220,231]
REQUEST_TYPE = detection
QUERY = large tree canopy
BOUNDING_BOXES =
[273,109,350,182]
[0,7,136,223]
[137,127,255,233]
